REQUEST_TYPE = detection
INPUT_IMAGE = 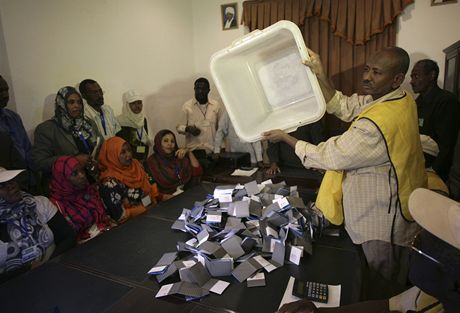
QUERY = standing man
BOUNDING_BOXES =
[177,78,222,169]
[0,75,32,168]
[213,110,263,167]
[263,47,427,296]
[79,79,121,139]
[410,59,460,181]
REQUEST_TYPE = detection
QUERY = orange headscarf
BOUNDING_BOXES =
[99,137,151,194]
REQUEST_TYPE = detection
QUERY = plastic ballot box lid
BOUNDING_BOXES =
[210,20,326,142]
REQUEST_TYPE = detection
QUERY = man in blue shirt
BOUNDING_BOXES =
[0,75,32,167]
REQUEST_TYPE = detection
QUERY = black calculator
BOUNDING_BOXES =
[292,279,329,303]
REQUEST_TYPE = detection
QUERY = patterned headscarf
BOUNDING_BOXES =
[146,129,192,194]
[0,191,54,273]
[53,86,97,152]
[49,156,107,239]
[98,137,151,193]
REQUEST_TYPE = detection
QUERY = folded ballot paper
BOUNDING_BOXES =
[149,180,327,301]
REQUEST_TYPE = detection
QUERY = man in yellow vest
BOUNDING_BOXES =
[277,189,460,313]
[263,47,427,297]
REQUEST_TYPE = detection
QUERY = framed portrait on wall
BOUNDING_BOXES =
[221,3,238,30]
[431,0,457,5]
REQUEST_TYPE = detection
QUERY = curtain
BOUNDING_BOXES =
[242,0,413,134]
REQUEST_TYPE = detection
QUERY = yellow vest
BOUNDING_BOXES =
[316,92,427,224]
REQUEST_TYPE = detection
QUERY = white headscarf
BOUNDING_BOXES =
[118,89,145,129]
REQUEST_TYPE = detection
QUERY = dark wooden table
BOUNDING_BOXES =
[0,182,363,313]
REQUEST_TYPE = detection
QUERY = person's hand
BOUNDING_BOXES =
[276,299,318,313]
[75,154,91,166]
[266,163,280,175]
[175,148,189,159]
[185,125,201,136]
[212,153,220,161]
[303,48,327,79]
[262,129,287,143]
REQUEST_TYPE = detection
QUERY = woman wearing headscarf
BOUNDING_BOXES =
[98,137,159,222]
[146,129,202,196]
[0,167,75,283]
[49,156,111,242]
[116,89,151,162]
[31,86,101,194]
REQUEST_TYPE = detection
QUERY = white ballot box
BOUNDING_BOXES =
[210,20,326,143]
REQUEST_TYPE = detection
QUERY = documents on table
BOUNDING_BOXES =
[149,180,327,302]
[231,168,258,176]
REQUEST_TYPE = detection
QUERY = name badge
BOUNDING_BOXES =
[22,245,39,263]
[136,146,146,154]
[141,195,152,207]
[418,118,424,127]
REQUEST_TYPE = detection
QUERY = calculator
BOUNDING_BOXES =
[292,279,329,303]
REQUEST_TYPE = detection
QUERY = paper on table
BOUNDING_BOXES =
[231,168,258,176]
[289,246,303,265]
[278,277,341,309]
[206,279,230,295]
[155,283,174,298]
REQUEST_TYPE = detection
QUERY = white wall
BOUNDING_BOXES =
[191,0,247,102]
[397,0,460,89]
[1,0,459,139]
[0,0,196,140]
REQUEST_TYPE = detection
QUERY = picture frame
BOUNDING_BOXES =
[221,3,238,30]
[431,0,457,6]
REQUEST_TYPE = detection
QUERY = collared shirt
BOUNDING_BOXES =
[84,103,121,139]
[177,98,222,154]
[295,88,420,246]
[213,111,263,164]
[0,108,32,166]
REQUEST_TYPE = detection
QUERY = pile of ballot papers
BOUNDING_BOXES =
[149,180,325,301]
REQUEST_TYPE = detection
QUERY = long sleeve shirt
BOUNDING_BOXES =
[84,104,121,139]
[295,89,420,246]
[267,121,326,168]
[176,98,222,154]
[213,111,263,164]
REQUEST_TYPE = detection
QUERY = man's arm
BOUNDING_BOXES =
[304,49,336,104]
[263,119,388,171]
[305,49,372,122]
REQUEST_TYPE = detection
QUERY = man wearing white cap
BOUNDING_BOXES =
[117,90,151,162]
[0,167,75,282]
[277,188,460,313]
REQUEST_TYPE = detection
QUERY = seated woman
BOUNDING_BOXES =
[146,129,202,196]
[31,86,101,194]
[0,167,75,283]
[49,156,112,242]
[98,137,159,222]
[116,90,151,163]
